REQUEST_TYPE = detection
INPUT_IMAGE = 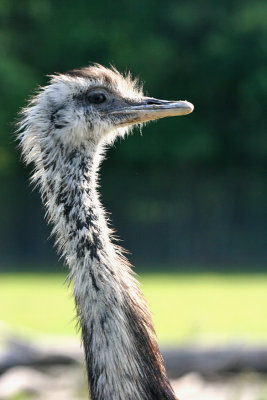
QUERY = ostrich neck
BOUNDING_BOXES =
[42,142,176,400]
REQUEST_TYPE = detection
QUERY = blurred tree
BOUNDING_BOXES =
[0,0,266,267]
[0,0,266,169]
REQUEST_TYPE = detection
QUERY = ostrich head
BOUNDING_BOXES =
[20,64,193,161]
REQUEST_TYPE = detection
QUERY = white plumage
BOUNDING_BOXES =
[18,64,193,400]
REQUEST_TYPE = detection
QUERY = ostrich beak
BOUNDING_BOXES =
[112,97,194,127]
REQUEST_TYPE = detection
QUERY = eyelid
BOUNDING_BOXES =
[87,87,110,95]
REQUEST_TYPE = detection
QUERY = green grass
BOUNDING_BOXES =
[1,272,267,344]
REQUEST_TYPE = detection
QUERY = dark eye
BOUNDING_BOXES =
[87,92,106,104]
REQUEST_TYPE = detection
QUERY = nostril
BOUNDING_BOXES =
[146,98,162,105]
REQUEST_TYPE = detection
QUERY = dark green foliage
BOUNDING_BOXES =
[1,0,267,169]
[0,0,266,268]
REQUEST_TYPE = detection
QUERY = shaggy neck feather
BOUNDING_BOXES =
[36,139,177,400]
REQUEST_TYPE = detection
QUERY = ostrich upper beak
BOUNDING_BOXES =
[111,97,194,127]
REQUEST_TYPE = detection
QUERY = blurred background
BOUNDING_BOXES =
[0,0,267,399]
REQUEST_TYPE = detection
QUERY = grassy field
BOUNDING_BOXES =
[1,272,267,344]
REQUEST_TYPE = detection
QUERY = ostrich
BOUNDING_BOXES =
[18,64,194,400]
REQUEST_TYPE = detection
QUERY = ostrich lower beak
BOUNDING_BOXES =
[112,97,194,127]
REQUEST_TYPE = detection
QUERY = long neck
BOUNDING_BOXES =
[41,143,177,400]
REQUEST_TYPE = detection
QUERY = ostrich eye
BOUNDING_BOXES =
[87,92,107,104]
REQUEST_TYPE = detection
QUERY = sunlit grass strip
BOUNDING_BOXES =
[1,272,267,343]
